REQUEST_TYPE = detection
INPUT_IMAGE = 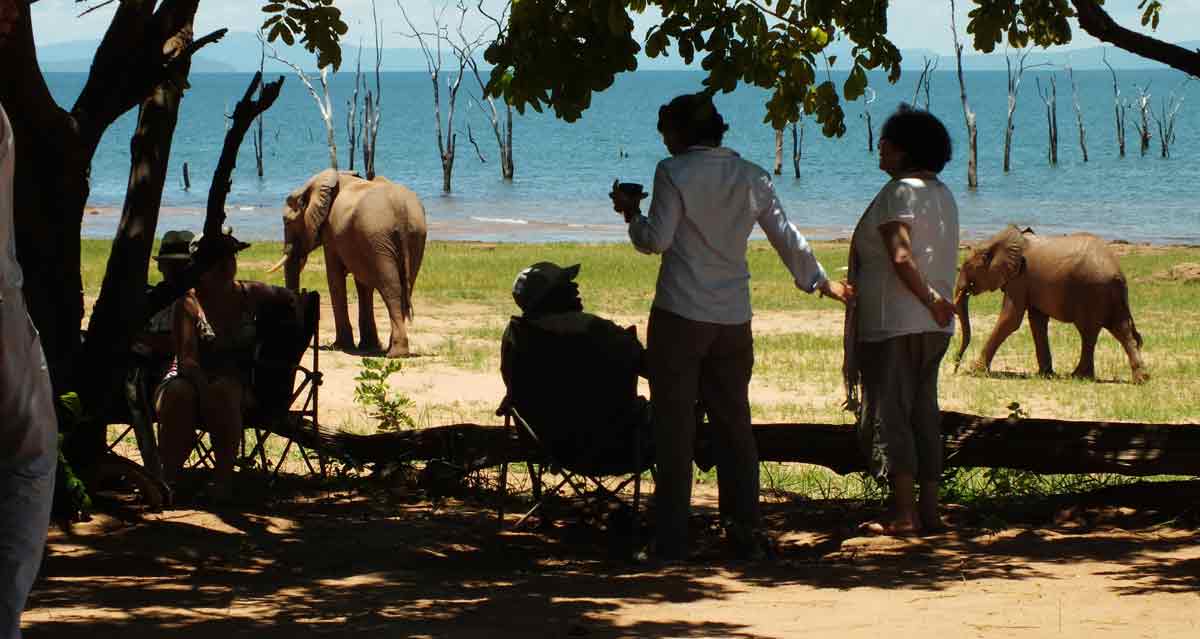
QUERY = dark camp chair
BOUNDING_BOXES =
[111,290,325,478]
[495,317,654,538]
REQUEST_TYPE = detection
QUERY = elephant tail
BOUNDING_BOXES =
[395,229,416,322]
[1117,275,1143,349]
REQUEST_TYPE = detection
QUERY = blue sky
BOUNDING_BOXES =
[33,0,1200,55]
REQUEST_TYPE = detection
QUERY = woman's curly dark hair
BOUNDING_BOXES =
[879,104,953,173]
[657,92,729,147]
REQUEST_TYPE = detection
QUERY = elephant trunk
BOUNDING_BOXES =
[284,253,302,292]
[953,271,972,372]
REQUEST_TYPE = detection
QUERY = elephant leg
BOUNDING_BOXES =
[325,245,355,350]
[1028,307,1054,376]
[976,294,1024,373]
[1071,325,1101,380]
[1107,320,1149,384]
[355,279,383,353]
[379,283,411,358]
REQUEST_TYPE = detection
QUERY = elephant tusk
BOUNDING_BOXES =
[267,253,289,274]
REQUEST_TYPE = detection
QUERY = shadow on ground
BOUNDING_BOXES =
[24,473,1200,638]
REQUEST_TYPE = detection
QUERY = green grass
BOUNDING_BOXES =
[90,239,1200,499]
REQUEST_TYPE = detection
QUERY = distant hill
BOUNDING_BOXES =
[36,31,1200,73]
[38,57,236,73]
[900,40,1200,71]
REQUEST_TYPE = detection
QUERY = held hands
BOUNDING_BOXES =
[818,279,855,306]
[926,289,956,328]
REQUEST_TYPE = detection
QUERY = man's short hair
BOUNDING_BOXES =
[657,92,729,147]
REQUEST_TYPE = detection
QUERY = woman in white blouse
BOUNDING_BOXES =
[848,105,959,536]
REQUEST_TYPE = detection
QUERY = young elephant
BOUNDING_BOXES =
[271,169,427,357]
[953,226,1148,383]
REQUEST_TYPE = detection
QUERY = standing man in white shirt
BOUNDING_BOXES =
[611,93,851,561]
[0,101,58,638]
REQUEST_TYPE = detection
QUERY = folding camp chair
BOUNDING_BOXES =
[112,290,325,480]
[499,405,651,531]
[494,317,654,542]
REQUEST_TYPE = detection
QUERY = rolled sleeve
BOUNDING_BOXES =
[756,176,827,293]
[629,164,683,255]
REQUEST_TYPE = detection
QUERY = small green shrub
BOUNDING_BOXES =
[354,358,417,433]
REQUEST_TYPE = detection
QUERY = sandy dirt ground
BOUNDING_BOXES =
[25,478,1200,638]
[28,298,1200,638]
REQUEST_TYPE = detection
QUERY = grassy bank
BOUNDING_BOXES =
[85,238,1200,425]
[89,238,1199,500]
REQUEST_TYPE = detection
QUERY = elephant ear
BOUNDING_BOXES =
[300,169,340,253]
[984,225,1026,290]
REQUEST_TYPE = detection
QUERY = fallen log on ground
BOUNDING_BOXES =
[265,412,1200,478]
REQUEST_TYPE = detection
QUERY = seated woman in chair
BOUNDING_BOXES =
[156,227,299,500]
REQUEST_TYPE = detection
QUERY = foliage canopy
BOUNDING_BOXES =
[475,0,1178,135]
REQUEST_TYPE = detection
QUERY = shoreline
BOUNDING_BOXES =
[81,204,1200,248]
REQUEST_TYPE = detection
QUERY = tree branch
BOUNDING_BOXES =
[1071,0,1200,78]
[143,72,284,320]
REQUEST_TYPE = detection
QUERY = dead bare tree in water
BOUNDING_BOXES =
[950,0,977,188]
[465,0,514,179]
[773,127,784,175]
[1133,83,1153,156]
[859,87,877,153]
[791,119,804,178]
[1103,50,1128,157]
[361,0,383,180]
[1152,81,1189,159]
[1003,47,1045,172]
[346,40,362,172]
[254,39,266,177]
[911,56,937,110]
[401,1,476,193]
[1066,65,1088,162]
[262,33,338,170]
[1036,74,1060,166]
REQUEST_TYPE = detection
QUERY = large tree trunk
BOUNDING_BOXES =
[1,1,91,397]
[2,0,219,469]
[82,14,200,443]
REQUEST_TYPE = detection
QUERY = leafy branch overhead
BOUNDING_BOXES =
[483,0,899,135]
[482,0,1198,136]
[261,0,350,70]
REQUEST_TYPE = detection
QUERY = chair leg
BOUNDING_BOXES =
[528,462,542,502]
[633,435,642,552]
[513,475,570,530]
[497,462,508,528]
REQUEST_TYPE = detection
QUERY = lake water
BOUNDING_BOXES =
[46,69,1200,244]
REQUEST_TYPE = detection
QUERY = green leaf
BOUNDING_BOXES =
[263,3,285,14]
[843,65,867,101]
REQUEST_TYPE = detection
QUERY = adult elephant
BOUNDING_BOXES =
[953,226,1148,383]
[270,169,427,357]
